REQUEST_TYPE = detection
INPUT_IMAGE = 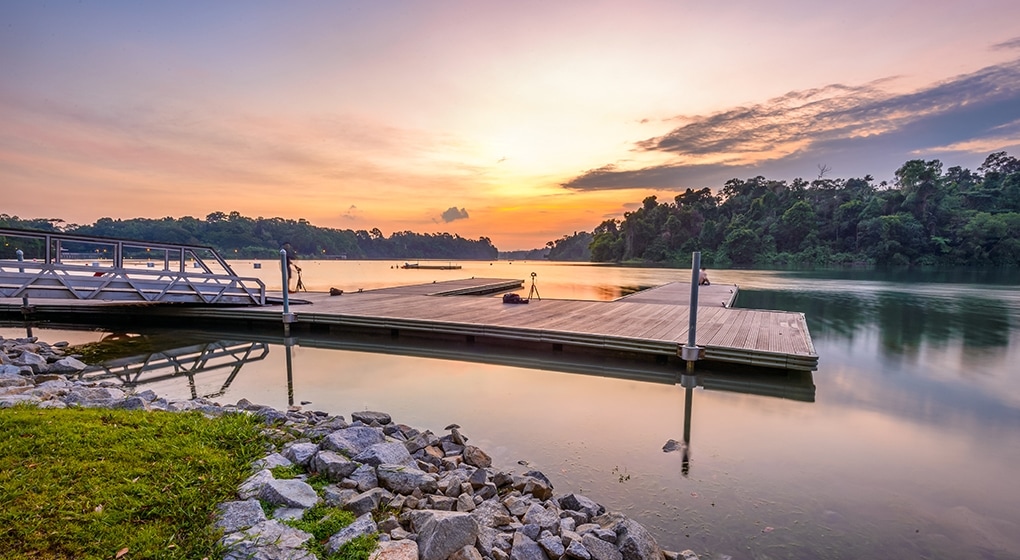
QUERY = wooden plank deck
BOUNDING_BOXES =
[2,277,818,371]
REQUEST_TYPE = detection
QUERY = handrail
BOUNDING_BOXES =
[0,227,265,305]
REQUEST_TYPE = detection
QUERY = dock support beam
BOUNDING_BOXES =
[681,251,702,372]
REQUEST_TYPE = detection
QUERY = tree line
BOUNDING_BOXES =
[0,211,498,261]
[565,151,1020,267]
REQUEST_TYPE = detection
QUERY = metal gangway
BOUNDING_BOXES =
[0,228,266,305]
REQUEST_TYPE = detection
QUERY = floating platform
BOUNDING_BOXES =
[2,277,818,371]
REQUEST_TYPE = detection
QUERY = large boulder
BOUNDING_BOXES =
[509,532,547,560]
[353,442,417,468]
[615,518,665,560]
[221,520,315,560]
[325,512,378,554]
[377,464,438,495]
[216,499,268,533]
[351,410,392,425]
[413,510,481,560]
[312,450,359,481]
[258,479,320,509]
[322,426,386,456]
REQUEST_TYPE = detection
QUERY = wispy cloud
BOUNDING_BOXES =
[563,58,1020,191]
[992,36,1020,51]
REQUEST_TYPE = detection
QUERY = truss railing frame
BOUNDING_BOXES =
[0,228,266,305]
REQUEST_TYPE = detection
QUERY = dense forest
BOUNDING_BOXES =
[565,151,1020,267]
[4,151,1018,267]
[0,211,498,261]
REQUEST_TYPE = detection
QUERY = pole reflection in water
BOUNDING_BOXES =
[284,337,295,408]
[681,374,694,477]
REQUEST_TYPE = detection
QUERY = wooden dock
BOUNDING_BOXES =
[3,277,818,371]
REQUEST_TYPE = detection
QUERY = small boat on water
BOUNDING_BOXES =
[401,262,462,270]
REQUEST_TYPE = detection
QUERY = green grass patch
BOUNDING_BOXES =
[0,405,267,559]
[285,504,377,560]
[269,464,304,479]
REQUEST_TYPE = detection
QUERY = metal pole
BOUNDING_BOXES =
[16,249,29,309]
[681,251,702,372]
[280,249,296,335]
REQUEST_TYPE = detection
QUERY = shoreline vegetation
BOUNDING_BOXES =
[1,335,695,560]
[4,151,1019,268]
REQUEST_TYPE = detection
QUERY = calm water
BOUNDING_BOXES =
[4,261,1019,560]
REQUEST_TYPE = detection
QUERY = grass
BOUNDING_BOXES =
[0,405,267,560]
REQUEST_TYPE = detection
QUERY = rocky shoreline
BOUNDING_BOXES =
[1,335,700,560]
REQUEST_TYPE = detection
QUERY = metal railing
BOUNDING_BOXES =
[0,228,266,305]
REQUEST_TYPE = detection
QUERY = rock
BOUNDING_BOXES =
[0,372,30,387]
[369,539,419,560]
[678,550,699,560]
[323,485,357,507]
[221,520,315,560]
[559,494,605,520]
[616,518,665,560]
[272,507,306,521]
[351,410,392,425]
[322,426,386,456]
[283,441,319,466]
[582,534,623,560]
[258,479,320,509]
[326,512,379,554]
[313,450,359,481]
[216,499,268,533]
[253,453,293,471]
[377,464,438,495]
[565,540,593,560]
[413,510,481,560]
[354,442,417,468]
[449,544,484,560]
[349,463,380,492]
[429,495,456,510]
[64,386,125,406]
[111,396,151,411]
[469,466,489,488]
[503,494,532,518]
[522,503,560,532]
[344,487,393,517]
[592,528,617,543]
[471,498,512,528]
[457,492,476,512]
[238,469,274,500]
[510,531,548,560]
[539,532,566,558]
[49,356,87,373]
[464,445,493,468]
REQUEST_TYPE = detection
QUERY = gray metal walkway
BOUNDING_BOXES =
[0,228,265,305]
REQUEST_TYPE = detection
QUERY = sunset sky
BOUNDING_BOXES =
[3,1,1020,249]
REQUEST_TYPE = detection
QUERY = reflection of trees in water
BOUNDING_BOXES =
[736,289,1013,355]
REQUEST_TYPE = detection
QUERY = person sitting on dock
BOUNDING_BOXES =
[698,267,710,286]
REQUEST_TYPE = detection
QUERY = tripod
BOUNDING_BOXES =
[527,272,541,301]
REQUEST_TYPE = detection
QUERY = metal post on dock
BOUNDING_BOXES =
[681,251,703,372]
[16,249,29,310]
[280,249,296,335]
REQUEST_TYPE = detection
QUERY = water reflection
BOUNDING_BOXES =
[65,327,816,406]
[737,289,1013,353]
[75,332,269,400]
